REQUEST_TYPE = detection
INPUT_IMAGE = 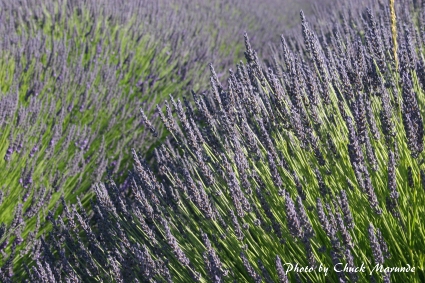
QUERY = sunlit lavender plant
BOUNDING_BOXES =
[2,0,425,282]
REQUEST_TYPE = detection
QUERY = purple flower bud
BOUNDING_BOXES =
[96,43,102,54]
[14,236,23,245]
[16,143,23,153]
[339,190,354,229]
[388,150,399,200]
[4,147,13,161]
[317,198,333,237]
[240,251,262,283]
[276,255,289,283]
[0,240,8,250]
[22,192,29,202]
[368,224,384,265]
[81,139,88,148]
[30,146,38,157]
[285,193,302,238]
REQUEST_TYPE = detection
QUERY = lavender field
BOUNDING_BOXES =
[0,0,424,282]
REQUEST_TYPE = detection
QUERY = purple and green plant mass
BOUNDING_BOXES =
[0,0,424,282]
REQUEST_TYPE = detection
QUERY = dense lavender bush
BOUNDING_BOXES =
[0,0,322,278]
[3,0,425,282]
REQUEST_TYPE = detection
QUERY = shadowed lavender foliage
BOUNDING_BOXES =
[2,0,425,282]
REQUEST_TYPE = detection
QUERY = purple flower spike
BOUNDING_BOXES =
[29,146,38,157]
[0,241,8,251]
[4,147,13,161]
[16,143,23,153]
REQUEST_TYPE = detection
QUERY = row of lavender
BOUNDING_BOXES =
[4,0,424,282]
[0,0,322,278]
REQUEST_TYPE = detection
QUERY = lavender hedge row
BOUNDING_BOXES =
[4,0,425,282]
[0,0,331,281]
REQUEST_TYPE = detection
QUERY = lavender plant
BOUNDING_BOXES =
[0,0,323,278]
[3,0,425,282]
